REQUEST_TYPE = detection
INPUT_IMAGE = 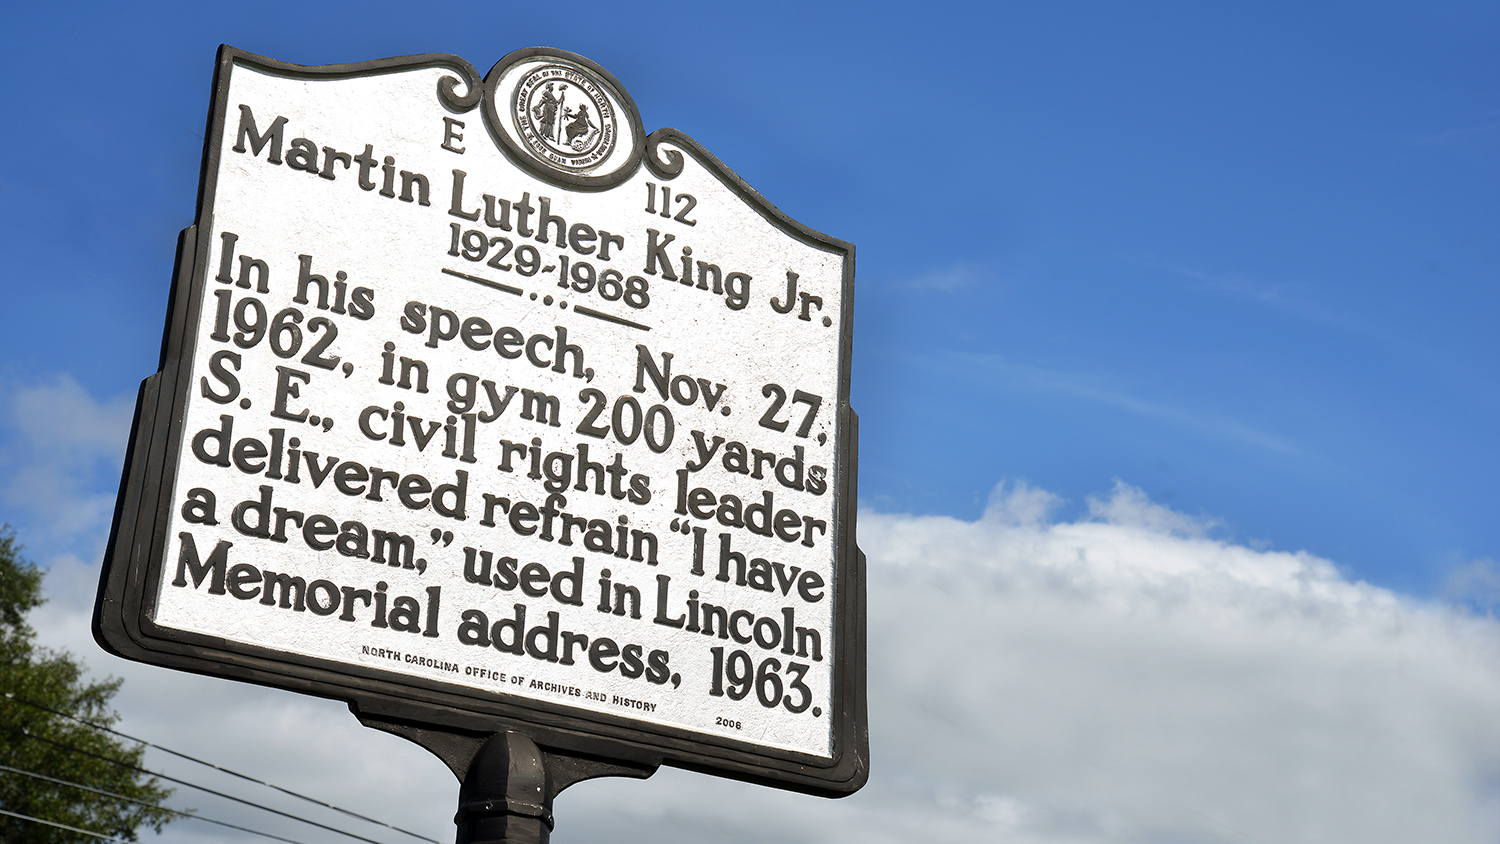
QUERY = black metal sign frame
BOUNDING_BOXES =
[95,45,867,797]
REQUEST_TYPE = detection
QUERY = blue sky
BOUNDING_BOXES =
[4,1,1496,595]
[2,3,1498,843]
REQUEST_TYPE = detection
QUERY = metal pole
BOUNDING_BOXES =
[454,732,552,844]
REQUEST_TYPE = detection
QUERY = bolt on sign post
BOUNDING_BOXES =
[96,46,867,840]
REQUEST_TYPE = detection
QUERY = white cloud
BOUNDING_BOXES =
[892,264,981,293]
[942,352,1307,457]
[0,374,134,556]
[1445,558,1500,616]
[1131,256,1349,328]
[840,482,1500,844]
[1083,479,1220,537]
[10,372,1498,843]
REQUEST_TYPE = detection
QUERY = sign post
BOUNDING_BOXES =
[96,45,866,839]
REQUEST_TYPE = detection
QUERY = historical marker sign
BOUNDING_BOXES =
[96,46,866,795]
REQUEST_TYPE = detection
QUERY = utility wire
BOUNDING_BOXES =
[0,762,313,844]
[2,691,439,843]
[0,805,132,844]
[0,723,395,844]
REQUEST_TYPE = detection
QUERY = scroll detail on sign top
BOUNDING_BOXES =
[95,45,866,797]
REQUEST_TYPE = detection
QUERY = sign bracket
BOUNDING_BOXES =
[355,706,658,843]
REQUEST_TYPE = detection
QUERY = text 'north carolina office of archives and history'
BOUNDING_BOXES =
[96,46,866,794]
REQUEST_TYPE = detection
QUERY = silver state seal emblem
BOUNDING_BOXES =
[512,64,617,171]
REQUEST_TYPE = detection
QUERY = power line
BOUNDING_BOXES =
[0,723,396,844]
[0,762,313,844]
[0,805,132,844]
[2,691,439,843]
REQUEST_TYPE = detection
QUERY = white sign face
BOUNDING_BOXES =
[120,48,857,768]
